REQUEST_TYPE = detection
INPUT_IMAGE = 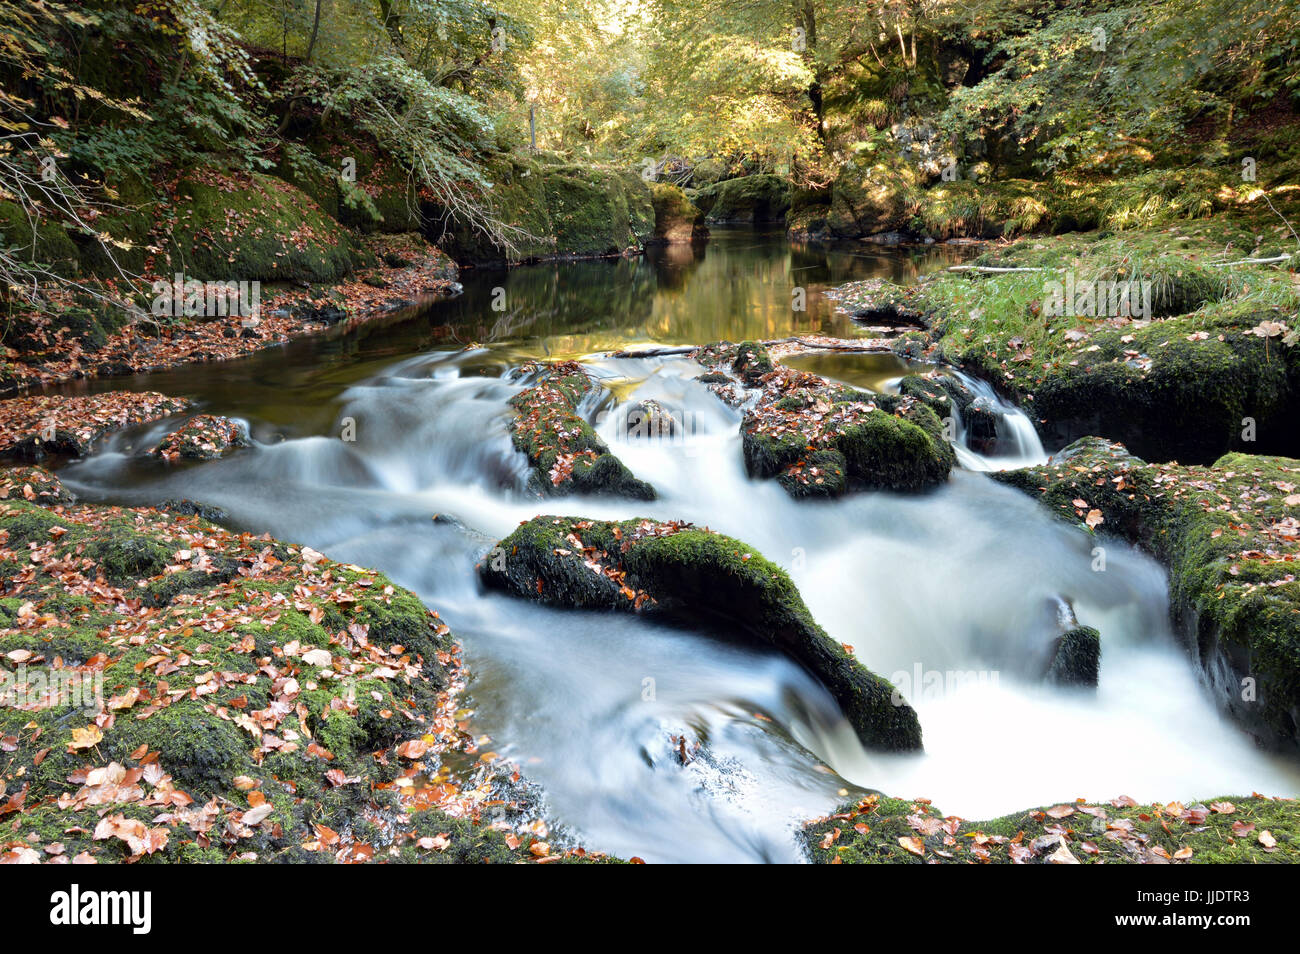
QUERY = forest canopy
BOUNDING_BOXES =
[1,0,1298,308]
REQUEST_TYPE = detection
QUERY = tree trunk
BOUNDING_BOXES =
[798,0,825,141]
[305,0,323,62]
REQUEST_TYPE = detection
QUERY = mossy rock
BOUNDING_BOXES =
[898,374,957,418]
[87,532,172,583]
[508,361,656,500]
[480,516,922,752]
[438,156,654,266]
[804,793,1300,863]
[696,341,953,497]
[1031,310,1297,464]
[164,170,359,283]
[648,182,708,243]
[993,439,1300,750]
[827,153,921,237]
[0,494,575,864]
[1047,625,1101,687]
[696,174,791,225]
[0,199,81,276]
[76,170,156,277]
[732,340,775,385]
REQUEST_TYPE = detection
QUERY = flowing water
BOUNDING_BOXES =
[51,230,1300,863]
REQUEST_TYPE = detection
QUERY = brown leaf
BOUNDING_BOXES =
[898,836,925,857]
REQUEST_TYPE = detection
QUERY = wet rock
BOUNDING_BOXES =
[695,175,791,225]
[777,449,848,498]
[697,343,953,497]
[1047,625,1101,687]
[898,374,955,418]
[161,498,230,523]
[150,414,249,461]
[0,391,193,461]
[479,515,922,752]
[647,183,708,244]
[994,438,1300,751]
[508,361,656,500]
[731,340,775,386]
[963,395,1001,452]
[624,400,679,439]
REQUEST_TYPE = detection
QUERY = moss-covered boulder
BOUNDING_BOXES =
[438,156,654,266]
[480,516,922,751]
[163,169,359,283]
[508,361,655,500]
[827,152,921,237]
[1047,625,1100,687]
[0,199,82,274]
[695,174,791,225]
[0,483,597,864]
[76,170,157,277]
[1029,308,1297,463]
[804,792,1299,863]
[149,414,248,461]
[0,293,132,362]
[838,230,1300,465]
[0,465,74,507]
[696,342,954,497]
[994,438,1300,750]
[648,183,708,244]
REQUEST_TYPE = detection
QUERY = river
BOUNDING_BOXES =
[52,229,1300,863]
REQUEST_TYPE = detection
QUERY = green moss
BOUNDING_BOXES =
[442,155,653,266]
[831,227,1300,464]
[482,515,922,751]
[648,182,707,243]
[0,199,81,274]
[508,362,656,500]
[994,440,1300,750]
[805,793,1300,864]
[697,174,791,225]
[1048,626,1101,686]
[87,532,170,583]
[107,700,250,795]
[839,410,953,491]
[164,170,359,283]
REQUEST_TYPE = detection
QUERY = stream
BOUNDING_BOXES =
[51,229,1300,863]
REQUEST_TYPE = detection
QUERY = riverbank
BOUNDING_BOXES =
[803,792,1298,863]
[829,224,1299,464]
[0,231,462,397]
[0,467,614,864]
[4,218,1298,863]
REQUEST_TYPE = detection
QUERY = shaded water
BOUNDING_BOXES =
[53,231,1300,863]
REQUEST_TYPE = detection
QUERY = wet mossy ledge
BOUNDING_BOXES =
[993,437,1300,751]
[0,468,611,864]
[479,515,922,751]
[692,174,791,226]
[694,341,954,497]
[803,792,1299,864]
[507,361,656,500]
[828,228,1300,465]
